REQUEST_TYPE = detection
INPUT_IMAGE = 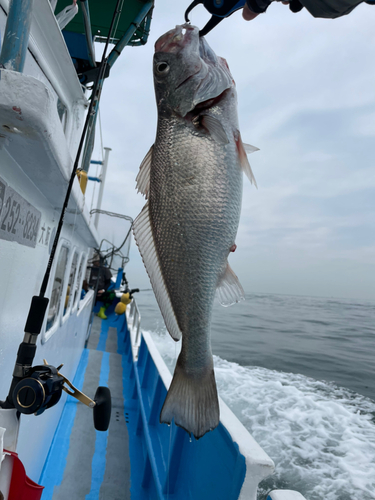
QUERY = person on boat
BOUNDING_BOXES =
[88,254,115,320]
[242,0,373,20]
[89,254,112,293]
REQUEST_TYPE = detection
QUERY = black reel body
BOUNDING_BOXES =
[13,364,63,415]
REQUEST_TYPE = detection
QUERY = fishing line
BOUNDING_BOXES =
[88,0,122,226]
[70,198,80,249]
[38,0,124,298]
[111,0,125,44]
[98,106,104,161]
[167,415,173,500]
[70,158,85,241]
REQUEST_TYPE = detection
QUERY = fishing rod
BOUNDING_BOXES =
[0,0,125,432]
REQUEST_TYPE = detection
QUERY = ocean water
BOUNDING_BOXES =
[135,291,375,500]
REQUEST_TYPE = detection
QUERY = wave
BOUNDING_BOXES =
[148,329,375,500]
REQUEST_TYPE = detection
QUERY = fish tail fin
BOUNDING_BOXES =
[160,354,219,439]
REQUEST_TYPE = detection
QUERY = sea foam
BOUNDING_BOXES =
[148,329,375,500]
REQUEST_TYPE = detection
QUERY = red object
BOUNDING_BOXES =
[4,450,44,500]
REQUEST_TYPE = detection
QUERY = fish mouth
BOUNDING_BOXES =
[175,66,202,91]
[155,24,198,54]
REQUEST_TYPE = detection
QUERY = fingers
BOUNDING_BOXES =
[242,0,292,20]
[242,4,260,20]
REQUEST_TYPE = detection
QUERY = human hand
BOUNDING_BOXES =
[242,0,302,20]
[242,3,260,20]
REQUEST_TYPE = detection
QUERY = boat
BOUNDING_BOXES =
[0,0,308,498]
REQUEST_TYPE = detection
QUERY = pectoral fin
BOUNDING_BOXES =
[243,143,259,154]
[216,262,245,307]
[234,132,258,188]
[201,115,229,145]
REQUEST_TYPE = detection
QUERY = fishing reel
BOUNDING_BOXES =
[122,273,140,298]
[12,360,111,431]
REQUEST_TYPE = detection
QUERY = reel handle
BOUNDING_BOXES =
[93,386,112,431]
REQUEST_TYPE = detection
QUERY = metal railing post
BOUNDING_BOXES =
[0,0,34,72]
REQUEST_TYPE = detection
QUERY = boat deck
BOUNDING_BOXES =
[39,300,274,500]
[40,312,131,499]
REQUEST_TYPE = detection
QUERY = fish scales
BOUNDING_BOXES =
[151,112,242,362]
[133,24,256,438]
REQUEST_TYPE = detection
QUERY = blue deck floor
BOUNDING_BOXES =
[40,310,132,500]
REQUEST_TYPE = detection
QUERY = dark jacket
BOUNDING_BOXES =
[246,0,373,18]
[89,266,112,291]
[302,0,373,18]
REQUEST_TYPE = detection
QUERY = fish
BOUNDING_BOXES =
[133,24,257,439]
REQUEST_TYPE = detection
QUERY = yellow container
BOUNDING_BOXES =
[120,293,131,306]
[115,302,127,315]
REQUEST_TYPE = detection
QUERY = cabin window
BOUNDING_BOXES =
[46,246,68,331]
[64,250,78,317]
[74,253,87,309]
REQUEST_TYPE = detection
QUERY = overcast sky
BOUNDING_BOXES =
[88,0,375,301]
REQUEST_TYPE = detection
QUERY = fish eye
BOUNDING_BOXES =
[155,62,170,75]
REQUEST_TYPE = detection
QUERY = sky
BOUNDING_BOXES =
[87,0,375,301]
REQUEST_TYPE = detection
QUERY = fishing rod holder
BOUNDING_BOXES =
[12,360,111,431]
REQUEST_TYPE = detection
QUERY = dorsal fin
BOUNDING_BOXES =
[136,145,153,199]
[133,202,182,341]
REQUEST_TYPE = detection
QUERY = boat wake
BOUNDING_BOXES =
[148,329,375,500]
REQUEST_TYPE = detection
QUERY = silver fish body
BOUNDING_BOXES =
[133,25,256,438]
